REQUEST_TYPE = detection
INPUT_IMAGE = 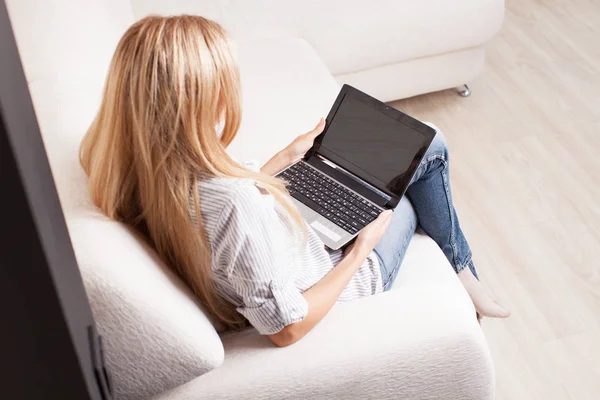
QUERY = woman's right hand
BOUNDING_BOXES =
[345,210,393,257]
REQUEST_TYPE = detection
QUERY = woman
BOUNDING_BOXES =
[80,15,509,347]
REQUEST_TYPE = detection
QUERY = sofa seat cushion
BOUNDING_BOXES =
[154,233,493,400]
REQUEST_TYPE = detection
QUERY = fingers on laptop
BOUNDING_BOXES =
[307,118,325,138]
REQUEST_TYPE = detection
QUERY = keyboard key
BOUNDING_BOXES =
[344,223,357,234]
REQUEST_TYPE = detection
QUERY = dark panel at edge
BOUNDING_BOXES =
[0,1,103,398]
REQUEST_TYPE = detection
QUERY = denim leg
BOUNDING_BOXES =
[374,196,418,291]
[406,125,479,279]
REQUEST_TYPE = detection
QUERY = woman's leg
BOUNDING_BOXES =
[373,129,472,288]
[406,125,509,318]
[406,126,476,277]
[374,196,417,291]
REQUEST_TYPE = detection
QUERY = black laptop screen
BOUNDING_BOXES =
[316,94,432,196]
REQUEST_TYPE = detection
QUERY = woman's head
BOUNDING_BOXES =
[80,15,301,329]
[87,15,242,179]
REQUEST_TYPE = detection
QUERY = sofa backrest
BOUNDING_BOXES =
[6,1,226,398]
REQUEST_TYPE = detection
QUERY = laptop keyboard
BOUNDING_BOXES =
[277,162,383,235]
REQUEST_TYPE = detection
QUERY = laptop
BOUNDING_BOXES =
[276,84,436,250]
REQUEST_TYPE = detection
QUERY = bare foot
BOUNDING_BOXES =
[458,268,511,318]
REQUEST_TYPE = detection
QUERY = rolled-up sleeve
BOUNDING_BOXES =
[214,188,308,335]
[236,277,308,335]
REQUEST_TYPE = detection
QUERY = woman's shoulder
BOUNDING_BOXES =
[196,176,283,249]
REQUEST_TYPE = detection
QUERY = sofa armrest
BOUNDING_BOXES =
[155,263,494,400]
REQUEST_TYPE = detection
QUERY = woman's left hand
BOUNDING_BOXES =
[261,118,326,176]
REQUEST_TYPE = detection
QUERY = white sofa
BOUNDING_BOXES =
[7,0,503,399]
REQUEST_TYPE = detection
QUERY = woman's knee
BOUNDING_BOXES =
[396,196,417,227]
[423,122,449,161]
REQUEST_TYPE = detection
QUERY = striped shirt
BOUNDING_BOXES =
[193,173,383,335]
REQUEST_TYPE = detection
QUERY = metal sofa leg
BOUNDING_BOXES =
[456,84,471,97]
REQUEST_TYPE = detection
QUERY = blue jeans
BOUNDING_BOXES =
[374,125,478,291]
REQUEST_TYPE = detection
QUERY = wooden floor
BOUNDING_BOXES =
[390,0,600,399]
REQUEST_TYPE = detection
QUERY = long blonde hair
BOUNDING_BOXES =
[80,15,303,329]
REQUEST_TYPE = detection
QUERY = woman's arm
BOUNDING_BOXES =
[260,119,325,176]
[267,210,393,347]
[260,150,294,176]
[267,245,368,347]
